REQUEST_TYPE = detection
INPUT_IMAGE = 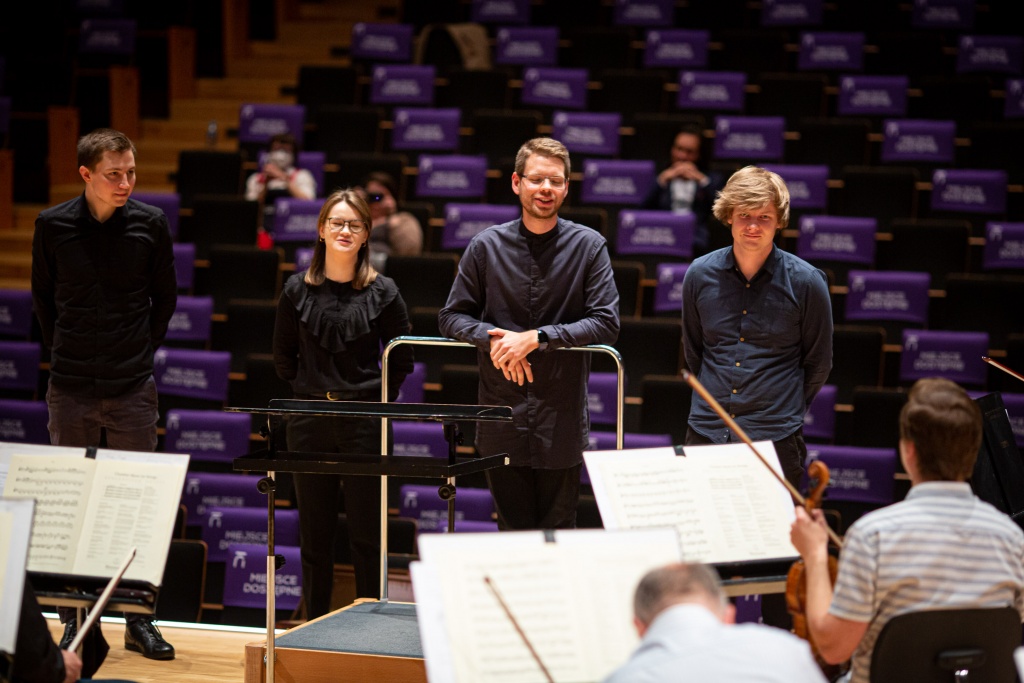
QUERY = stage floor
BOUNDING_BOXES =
[45,614,266,683]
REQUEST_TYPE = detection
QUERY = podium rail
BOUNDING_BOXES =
[227,337,625,683]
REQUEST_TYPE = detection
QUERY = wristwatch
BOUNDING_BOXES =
[536,329,549,351]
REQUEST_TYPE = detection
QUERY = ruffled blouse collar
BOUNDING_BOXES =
[288,274,398,353]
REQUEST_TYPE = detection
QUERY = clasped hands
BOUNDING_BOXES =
[488,328,538,386]
[658,161,706,186]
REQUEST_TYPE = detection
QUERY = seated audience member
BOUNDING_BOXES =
[360,171,423,271]
[245,133,317,230]
[602,562,827,683]
[640,124,722,256]
[791,377,1024,683]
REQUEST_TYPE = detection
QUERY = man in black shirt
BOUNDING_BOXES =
[31,128,177,660]
[439,137,619,530]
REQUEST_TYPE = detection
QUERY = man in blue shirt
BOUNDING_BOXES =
[681,165,832,489]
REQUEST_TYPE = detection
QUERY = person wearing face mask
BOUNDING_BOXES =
[273,188,414,619]
[245,133,317,230]
[360,171,423,272]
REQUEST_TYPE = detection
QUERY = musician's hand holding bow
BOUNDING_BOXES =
[789,507,866,665]
[488,328,536,386]
[790,506,830,564]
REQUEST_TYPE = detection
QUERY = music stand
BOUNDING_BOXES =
[228,337,626,683]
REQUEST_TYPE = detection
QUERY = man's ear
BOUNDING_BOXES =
[79,165,92,183]
[511,172,521,196]
[633,616,648,638]
[722,603,736,625]
[900,439,917,475]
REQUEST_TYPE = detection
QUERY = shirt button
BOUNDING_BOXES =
[730,413,735,418]
[735,362,740,367]
[742,310,747,315]
[745,283,750,288]
[739,337,745,342]
[732,389,737,393]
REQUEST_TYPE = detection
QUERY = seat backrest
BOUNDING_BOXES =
[879,219,971,289]
[850,387,908,450]
[827,324,885,404]
[0,398,49,444]
[611,260,644,319]
[153,539,207,623]
[296,65,359,117]
[182,195,260,260]
[938,274,1024,351]
[638,375,691,444]
[383,253,458,311]
[870,606,1021,683]
[0,289,34,339]
[202,246,281,314]
[312,105,384,157]
[593,318,682,396]
[837,165,919,226]
[398,483,495,532]
[222,299,278,372]
[468,109,542,166]
[322,152,407,200]
[0,340,41,398]
[176,150,244,209]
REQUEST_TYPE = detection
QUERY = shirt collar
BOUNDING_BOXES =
[76,193,127,228]
[722,244,780,279]
[644,603,724,640]
[905,481,974,501]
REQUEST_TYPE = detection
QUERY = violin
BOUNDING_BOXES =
[681,371,846,677]
[784,460,846,679]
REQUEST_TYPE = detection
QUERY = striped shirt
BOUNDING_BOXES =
[830,482,1024,683]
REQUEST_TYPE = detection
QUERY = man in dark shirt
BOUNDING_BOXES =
[681,166,832,632]
[681,165,832,488]
[439,137,620,530]
[640,123,723,256]
[31,128,177,661]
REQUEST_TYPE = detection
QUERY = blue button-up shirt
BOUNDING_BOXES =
[682,245,832,443]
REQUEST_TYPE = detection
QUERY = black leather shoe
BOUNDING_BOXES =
[58,619,77,650]
[124,619,175,660]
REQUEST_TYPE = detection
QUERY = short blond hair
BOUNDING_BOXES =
[712,165,790,229]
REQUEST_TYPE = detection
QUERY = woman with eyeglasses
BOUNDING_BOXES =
[273,187,414,619]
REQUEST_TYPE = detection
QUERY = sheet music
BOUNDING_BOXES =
[74,458,187,586]
[0,442,85,493]
[3,455,95,573]
[585,442,798,564]
[0,443,189,587]
[415,527,681,683]
[0,511,11,606]
[0,498,35,654]
[410,562,455,683]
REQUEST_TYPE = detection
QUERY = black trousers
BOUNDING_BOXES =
[485,463,582,531]
[287,414,384,619]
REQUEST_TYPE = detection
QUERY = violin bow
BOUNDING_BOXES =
[484,575,556,683]
[982,356,1024,385]
[682,370,844,549]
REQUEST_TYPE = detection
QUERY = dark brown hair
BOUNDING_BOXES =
[899,377,982,481]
